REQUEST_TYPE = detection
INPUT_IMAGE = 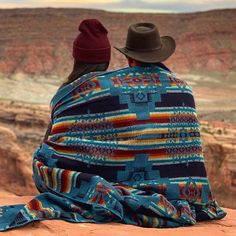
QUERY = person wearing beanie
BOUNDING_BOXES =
[63,18,111,86]
[73,18,111,63]
[43,18,111,140]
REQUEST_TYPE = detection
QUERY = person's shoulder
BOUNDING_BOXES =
[158,67,193,93]
[97,66,167,79]
[171,74,193,92]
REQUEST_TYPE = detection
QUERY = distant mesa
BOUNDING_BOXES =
[0,8,235,77]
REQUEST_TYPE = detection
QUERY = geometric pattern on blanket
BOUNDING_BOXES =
[0,65,226,231]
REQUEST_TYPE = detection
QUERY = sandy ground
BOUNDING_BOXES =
[0,196,235,236]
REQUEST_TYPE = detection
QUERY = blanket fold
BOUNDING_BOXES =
[0,66,226,231]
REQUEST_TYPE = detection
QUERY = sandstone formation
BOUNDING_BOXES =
[201,121,236,190]
[0,126,37,196]
[201,122,236,209]
[0,100,50,155]
[0,196,235,236]
[0,8,235,77]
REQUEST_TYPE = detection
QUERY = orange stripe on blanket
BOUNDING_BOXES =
[51,113,173,134]
[60,170,73,193]
[36,161,44,181]
[107,148,167,161]
[27,199,43,211]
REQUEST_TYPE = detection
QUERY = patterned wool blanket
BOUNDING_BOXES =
[0,65,226,231]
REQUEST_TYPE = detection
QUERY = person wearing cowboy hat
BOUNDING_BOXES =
[115,22,175,69]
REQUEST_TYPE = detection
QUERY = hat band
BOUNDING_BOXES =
[125,44,162,52]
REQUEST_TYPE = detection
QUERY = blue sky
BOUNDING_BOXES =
[0,0,235,13]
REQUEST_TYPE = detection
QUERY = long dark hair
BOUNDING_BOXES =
[61,60,109,87]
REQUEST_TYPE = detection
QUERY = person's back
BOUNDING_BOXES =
[46,64,198,183]
[33,63,225,226]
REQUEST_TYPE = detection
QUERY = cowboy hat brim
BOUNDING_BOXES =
[114,36,176,63]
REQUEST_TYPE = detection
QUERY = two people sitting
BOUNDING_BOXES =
[0,19,226,232]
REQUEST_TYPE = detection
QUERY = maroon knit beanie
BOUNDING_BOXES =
[73,19,111,63]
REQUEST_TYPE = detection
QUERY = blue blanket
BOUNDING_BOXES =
[0,65,226,231]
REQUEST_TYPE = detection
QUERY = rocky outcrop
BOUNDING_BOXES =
[201,121,236,208]
[0,126,38,195]
[0,100,50,155]
[202,133,235,190]
[0,196,235,235]
[0,101,50,196]
[0,101,49,129]
[0,101,49,196]
[201,121,236,190]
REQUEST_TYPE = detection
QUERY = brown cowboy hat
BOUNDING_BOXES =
[114,22,176,63]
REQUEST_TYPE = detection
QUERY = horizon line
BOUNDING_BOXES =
[0,6,235,14]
